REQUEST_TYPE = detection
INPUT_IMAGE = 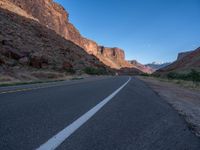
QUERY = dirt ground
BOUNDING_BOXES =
[138,76,200,137]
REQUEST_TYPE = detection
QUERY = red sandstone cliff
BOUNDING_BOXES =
[0,2,113,82]
[6,0,132,69]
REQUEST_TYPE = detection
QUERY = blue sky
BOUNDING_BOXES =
[54,0,200,64]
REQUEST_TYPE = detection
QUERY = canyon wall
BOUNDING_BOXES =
[7,0,132,69]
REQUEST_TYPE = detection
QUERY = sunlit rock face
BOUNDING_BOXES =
[97,47,132,69]
[7,0,132,69]
[98,47,125,61]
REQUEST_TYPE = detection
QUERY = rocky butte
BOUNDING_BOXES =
[7,0,135,69]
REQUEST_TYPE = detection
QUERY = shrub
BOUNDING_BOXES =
[83,67,107,75]
[66,68,76,74]
[188,69,200,82]
[167,72,179,79]
[140,73,151,77]
[167,70,200,82]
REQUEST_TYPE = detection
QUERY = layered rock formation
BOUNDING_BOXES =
[156,47,200,75]
[7,0,132,69]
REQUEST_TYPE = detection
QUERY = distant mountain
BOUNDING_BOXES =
[145,62,171,71]
[155,47,200,75]
[128,60,154,74]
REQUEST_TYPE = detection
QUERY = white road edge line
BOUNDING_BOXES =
[36,77,131,150]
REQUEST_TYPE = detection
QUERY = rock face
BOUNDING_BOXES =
[7,0,131,69]
[0,0,37,20]
[0,7,111,76]
[156,47,200,75]
[98,47,133,69]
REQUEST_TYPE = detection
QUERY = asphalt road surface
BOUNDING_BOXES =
[0,76,199,150]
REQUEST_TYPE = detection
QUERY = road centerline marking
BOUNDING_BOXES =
[36,77,131,150]
[0,84,63,95]
[0,77,111,95]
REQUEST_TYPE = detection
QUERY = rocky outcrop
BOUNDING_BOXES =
[97,47,133,69]
[6,0,131,69]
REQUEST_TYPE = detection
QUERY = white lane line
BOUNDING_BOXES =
[36,77,131,150]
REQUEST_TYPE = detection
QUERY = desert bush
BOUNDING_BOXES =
[65,68,76,74]
[83,67,107,75]
[167,70,200,82]
[188,69,200,82]
[140,73,151,77]
[167,72,180,79]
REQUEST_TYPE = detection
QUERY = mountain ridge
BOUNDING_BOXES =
[145,62,171,71]
[155,47,200,75]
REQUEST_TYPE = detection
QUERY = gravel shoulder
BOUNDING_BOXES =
[138,76,200,137]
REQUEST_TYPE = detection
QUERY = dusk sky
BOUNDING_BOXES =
[54,0,200,64]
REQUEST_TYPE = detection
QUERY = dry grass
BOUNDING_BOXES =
[143,76,200,91]
[0,70,89,87]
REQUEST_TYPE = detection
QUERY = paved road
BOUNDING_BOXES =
[0,76,199,150]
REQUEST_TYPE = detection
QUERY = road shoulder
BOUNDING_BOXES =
[138,76,200,137]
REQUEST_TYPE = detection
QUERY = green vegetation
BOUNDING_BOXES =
[83,67,108,75]
[167,69,200,82]
[140,69,200,83]
[140,73,151,77]
[65,68,76,74]
[139,69,200,90]
[71,77,84,80]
